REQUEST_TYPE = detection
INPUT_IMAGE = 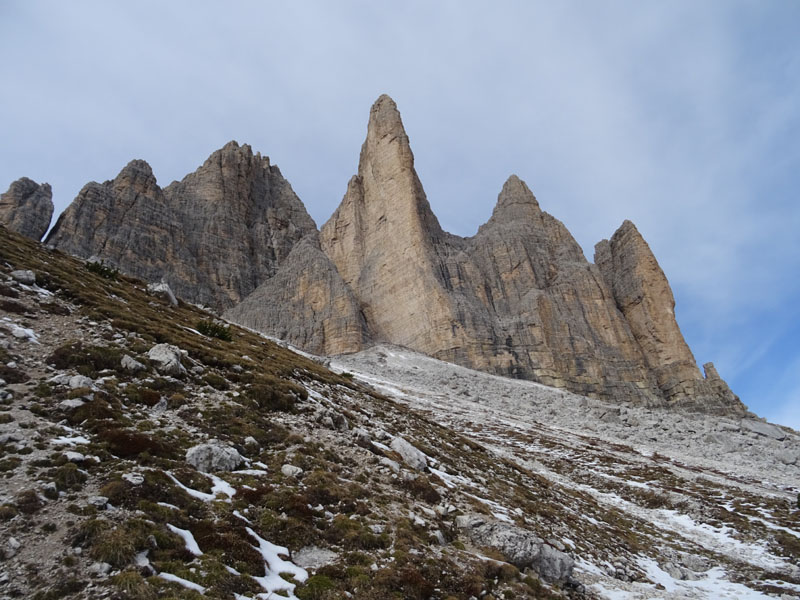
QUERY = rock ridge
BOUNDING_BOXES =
[23,95,742,414]
[46,141,317,310]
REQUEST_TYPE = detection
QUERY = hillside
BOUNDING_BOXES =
[0,227,798,600]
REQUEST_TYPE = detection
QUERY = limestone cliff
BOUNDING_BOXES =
[224,233,370,355]
[46,142,317,309]
[0,177,54,241]
[313,96,661,403]
[595,221,746,413]
[319,95,470,355]
[31,95,741,413]
[306,95,738,410]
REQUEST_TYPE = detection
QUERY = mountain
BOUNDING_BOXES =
[0,177,53,241]
[238,95,743,413]
[0,225,797,600]
[45,142,317,310]
[22,95,742,414]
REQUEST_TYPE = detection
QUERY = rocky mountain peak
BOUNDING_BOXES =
[595,219,745,413]
[486,174,543,225]
[113,160,158,194]
[47,142,316,311]
[366,94,405,139]
[0,177,54,241]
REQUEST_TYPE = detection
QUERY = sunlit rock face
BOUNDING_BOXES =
[42,94,742,413]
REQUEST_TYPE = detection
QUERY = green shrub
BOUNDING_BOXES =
[47,341,123,377]
[196,320,232,342]
[296,575,336,600]
[86,260,119,280]
[90,527,136,567]
[54,462,87,491]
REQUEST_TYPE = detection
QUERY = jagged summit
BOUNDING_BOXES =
[0,177,54,241]
[15,95,743,414]
[46,140,316,310]
[483,174,543,226]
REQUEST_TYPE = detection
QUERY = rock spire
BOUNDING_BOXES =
[27,94,742,414]
[0,177,54,241]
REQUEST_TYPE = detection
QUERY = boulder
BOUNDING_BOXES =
[281,464,303,478]
[68,374,94,389]
[147,281,178,306]
[121,354,146,373]
[147,344,187,376]
[741,419,786,441]
[455,514,574,581]
[390,436,428,471]
[316,408,348,431]
[10,270,36,285]
[186,441,243,472]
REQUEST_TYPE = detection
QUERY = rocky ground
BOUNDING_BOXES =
[0,226,798,600]
[332,347,800,599]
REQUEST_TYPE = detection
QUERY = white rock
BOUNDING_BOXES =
[87,562,112,577]
[146,282,178,306]
[120,355,146,373]
[741,419,786,441]
[147,344,187,376]
[88,496,108,509]
[777,449,799,466]
[10,270,35,285]
[63,451,86,463]
[281,464,303,478]
[68,375,94,390]
[292,546,338,569]
[122,472,145,485]
[5,537,20,558]
[58,398,85,410]
[186,442,243,473]
[379,457,400,473]
[390,436,428,471]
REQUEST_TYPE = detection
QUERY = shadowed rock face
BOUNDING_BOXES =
[0,177,54,241]
[224,233,371,356]
[46,142,317,310]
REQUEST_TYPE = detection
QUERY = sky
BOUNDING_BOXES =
[1,1,798,428]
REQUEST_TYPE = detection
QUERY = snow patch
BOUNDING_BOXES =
[167,524,203,556]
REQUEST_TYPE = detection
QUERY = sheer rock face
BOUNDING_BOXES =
[455,178,661,402]
[311,95,739,409]
[320,95,460,354]
[595,221,745,413]
[34,95,741,412]
[0,178,54,241]
[46,142,317,310]
[224,234,370,356]
[317,96,661,403]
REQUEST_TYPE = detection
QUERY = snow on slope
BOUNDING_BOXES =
[332,345,800,599]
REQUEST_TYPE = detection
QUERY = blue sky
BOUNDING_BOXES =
[1,1,798,427]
